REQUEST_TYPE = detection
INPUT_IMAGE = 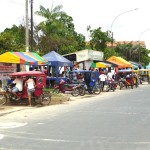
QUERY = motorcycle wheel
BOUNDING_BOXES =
[119,82,124,90]
[87,89,94,94]
[112,87,116,92]
[79,87,85,96]
[106,86,110,92]
[0,94,7,105]
[94,85,101,95]
[40,92,51,105]
[71,88,80,97]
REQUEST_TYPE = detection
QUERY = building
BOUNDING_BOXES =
[63,49,104,70]
[107,41,146,48]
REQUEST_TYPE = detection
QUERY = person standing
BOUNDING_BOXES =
[99,72,107,92]
[25,76,35,106]
[107,70,113,81]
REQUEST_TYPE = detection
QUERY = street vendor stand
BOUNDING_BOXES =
[0,51,47,89]
[42,51,73,87]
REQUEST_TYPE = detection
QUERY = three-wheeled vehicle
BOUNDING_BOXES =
[0,71,51,106]
[117,69,138,89]
[69,70,101,95]
[134,69,150,84]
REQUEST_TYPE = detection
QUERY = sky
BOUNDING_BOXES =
[0,0,150,49]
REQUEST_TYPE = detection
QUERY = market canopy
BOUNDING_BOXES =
[129,61,143,69]
[0,52,47,65]
[107,56,132,68]
[42,51,73,67]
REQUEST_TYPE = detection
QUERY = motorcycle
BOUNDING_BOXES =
[106,79,117,92]
[119,77,127,90]
[52,79,82,96]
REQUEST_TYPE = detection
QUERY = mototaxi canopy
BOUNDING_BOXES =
[0,52,47,65]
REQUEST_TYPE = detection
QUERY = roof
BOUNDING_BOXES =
[0,52,47,65]
[43,51,73,67]
[10,71,45,76]
[107,41,146,48]
[63,49,104,62]
[107,56,132,68]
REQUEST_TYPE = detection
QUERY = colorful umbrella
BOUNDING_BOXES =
[91,62,107,68]
[0,52,47,65]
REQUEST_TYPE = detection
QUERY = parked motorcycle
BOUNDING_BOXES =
[52,79,81,96]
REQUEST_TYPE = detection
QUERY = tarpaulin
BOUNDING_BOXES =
[107,56,132,68]
[91,62,111,68]
[43,51,73,67]
[0,52,47,65]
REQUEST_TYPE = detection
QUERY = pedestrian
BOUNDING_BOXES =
[25,76,35,106]
[107,70,113,81]
[99,72,107,92]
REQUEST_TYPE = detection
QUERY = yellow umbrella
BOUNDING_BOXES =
[91,62,107,68]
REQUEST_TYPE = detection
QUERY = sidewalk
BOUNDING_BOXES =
[0,94,70,116]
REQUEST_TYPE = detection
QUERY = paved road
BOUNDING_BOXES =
[0,83,150,150]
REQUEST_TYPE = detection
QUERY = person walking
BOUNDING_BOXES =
[25,76,35,106]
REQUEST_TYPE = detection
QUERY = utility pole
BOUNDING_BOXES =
[25,0,29,52]
[30,0,33,51]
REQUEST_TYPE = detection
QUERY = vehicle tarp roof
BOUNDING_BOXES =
[10,71,45,76]
[0,52,47,65]
[42,51,73,67]
[107,56,133,68]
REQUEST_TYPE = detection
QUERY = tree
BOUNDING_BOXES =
[0,25,26,54]
[87,27,112,52]
[35,4,86,55]
[114,43,150,66]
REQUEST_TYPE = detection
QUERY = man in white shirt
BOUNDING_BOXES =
[10,76,23,100]
[99,72,107,91]
[107,71,113,81]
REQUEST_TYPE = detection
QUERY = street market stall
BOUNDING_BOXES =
[42,51,73,87]
[0,52,47,65]
[0,52,47,89]
[107,56,133,69]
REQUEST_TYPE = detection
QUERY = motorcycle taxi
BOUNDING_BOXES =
[0,71,51,106]
[69,70,101,95]
[117,69,138,89]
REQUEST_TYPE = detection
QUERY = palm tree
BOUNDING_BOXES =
[35,3,66,35]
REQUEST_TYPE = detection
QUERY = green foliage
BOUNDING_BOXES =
[0,25,26,54]
[35,4,86,55]
[114,43,150,67]
[87,27,112,52]
[104,47,118,60]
